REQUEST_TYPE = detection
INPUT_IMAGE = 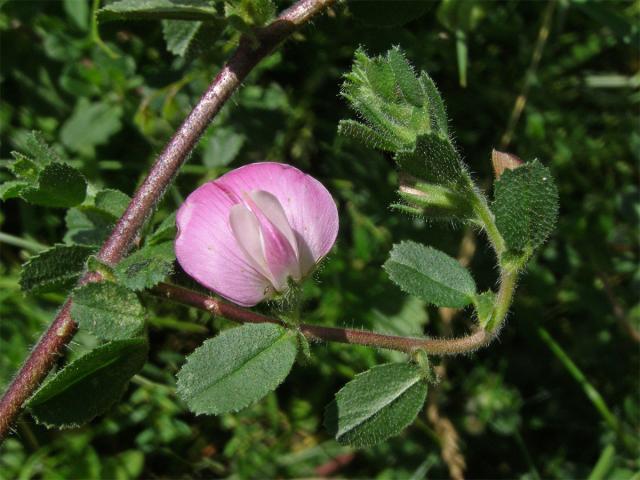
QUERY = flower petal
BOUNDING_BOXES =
[216,162,339,275]
[175,182,271,307]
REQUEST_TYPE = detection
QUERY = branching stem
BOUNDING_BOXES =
[151,283,494,355]
[0,0,335,442]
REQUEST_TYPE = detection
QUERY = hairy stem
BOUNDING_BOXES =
[151,283,494,356]
[0,0,335,442]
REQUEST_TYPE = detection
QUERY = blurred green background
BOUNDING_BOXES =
[0,0,638,478]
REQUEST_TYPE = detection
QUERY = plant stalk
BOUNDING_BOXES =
[0,0,335,442]
[151,283,494,356]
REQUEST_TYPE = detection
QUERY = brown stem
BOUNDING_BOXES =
[151,283,493,356]
[0,0,335,442]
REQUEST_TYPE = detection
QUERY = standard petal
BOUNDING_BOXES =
[175,182,271,307]
[216,162,339,275]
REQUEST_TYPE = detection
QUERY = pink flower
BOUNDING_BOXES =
[175,162,339,307]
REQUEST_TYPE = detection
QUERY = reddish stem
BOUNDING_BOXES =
[0,0,335,441]
[152,283,493,356]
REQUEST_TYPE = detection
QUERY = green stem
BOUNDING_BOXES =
[486,268,518,332]
[0,232,47,253]
[470,189,506,258]
[538,327,637,454]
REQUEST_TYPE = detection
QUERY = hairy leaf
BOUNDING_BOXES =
[395,133,467,189]
[28,339,148,428]
[384,241,476,307]
[493,160,559,252]
[147,212,177,245]
[94,189,130,218]
[324,363,428,447]
[20,244,95,294]
[177,323,298,415]
[20,162,87,208]
[114,241,175,291]
[72,282,145,340]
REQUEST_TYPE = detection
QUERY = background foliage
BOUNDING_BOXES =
[1,0,638,478]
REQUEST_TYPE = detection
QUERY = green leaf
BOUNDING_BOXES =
[388,47,423,107]
[202,127,246,168]
[420,72,448,136]
[94,189,130,218]
[20,162,87,208]
[493,160,559,252]
[64,206,117,245]
[63,0,89,30]
[8,152,40,181]
[473,290,496,329]
[384,241,476,308]
[98,0,221,23]
[114,241,175,291]
[395,133,468,189]
[72,282,145,340]
[324,363,428,447]
[225,0,276,29]
[349,0,432,27]
[177,323,298,415]
[147,212,177,245]
[337,119,401,152]
[0,180,30,201]
[28,339,148,428]
[162,20,202,57]
[23,130,60,166]
[60,99,123,155]
[20,244,95,294]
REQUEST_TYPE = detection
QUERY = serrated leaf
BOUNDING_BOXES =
[8,152,40,181]
[384,241,476,308]
[72,282,145,340]
[395,133,468,190]
[177,323,297,415]
[23,130,60,166]
[324,363,428,447]
[493,160,559,252]
[349,0,432,27]
[94,189,130,218]
[20,244,95,294]
[98,0,221,22]
[114,241,175,291]
[20,162,87,208]
[28,339,148,428]
[162,19,201,56]
[0,180,29,200]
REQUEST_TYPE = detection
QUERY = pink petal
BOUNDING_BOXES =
[216,162,339,275]
[175,182,271,307]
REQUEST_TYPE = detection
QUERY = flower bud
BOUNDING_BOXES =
[491,150,523,179]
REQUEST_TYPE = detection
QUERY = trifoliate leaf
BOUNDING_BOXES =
[384,241,476,308]
[493,159,559,252]
[114,241,175,291]
[28,339,148,428]
[324,363,428,447]
[20,244,95,294]
[72,282,145,340]
[177,323,298,415]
